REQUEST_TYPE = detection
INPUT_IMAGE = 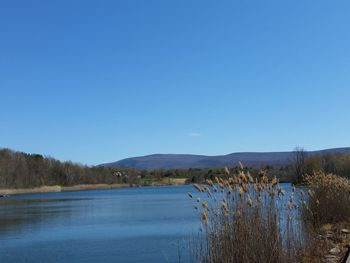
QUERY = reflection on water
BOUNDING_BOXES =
[0,186,198,263]
[0,197,92,237]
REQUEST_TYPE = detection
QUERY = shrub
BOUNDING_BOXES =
[303,172,350,226]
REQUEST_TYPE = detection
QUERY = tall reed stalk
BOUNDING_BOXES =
[188,164,305,263]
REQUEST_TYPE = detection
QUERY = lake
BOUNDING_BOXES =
[0,185,200,263]
[0,183,294,263]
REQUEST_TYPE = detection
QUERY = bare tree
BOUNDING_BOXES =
[292,146,307,183]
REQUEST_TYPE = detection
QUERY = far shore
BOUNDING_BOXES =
[0,184,129,195]
[0,179,188,196]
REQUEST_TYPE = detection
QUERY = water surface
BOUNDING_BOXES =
[0,183,296,262]
[0,185,198,263]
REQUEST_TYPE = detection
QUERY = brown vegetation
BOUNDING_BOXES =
[188,165,305,263]
[0,183,131,195]
[187,166,350,263]
[303,153,350,181]
[301,172,350,262]
[303,172,350,226]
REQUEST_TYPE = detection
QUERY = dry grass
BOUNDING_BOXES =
[303,172,350,226]
[298,172,350,262]
[0,183,130,195]
[164,178,187,185]
[187,165,305,263]
[184,169,350,262]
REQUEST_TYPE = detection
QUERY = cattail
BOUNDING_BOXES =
[247,195,253,207]
[193,184,203,192]
[238,161,244,171]
[263,175,269,184]
[258,170,265,179]
[200,211,209,225]
[202,201,209,211]
[240,171,247,183]
[232,175,238,185]
[221,201,228,215]
[206,179,214,187]
[242,183,249,193]
[238,186,244,198]
[247,171,254,183]
[227,185,232,195]
[271,176,278,187]
[224,167,230,175]
[228,177,234,185]
[277,186,285,196]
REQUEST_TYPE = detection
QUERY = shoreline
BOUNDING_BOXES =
[0,184,130,196]
[0,180,188,196]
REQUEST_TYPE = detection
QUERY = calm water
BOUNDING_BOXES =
[0,185,199,263]
[0,183,295,263]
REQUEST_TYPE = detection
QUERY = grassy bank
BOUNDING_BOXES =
[139,177,187,186]
[0,177,188,195]
[0,183,129,195]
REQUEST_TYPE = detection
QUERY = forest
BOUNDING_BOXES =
[1,148,350,189]
[0,148,227,188]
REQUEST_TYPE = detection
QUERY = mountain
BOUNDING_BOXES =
[100,147,350,170]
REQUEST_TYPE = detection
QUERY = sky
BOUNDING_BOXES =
[1,0,350,165]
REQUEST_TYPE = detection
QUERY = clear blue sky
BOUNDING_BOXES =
[1,0,349,165]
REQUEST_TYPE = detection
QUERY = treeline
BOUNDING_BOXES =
[287,147,350,184]
[0,149,128,188]
[2,148,349,189]
[0,149,231,188]
[303,153,350,178]
[0,148,285,189]
[183,152,350,184]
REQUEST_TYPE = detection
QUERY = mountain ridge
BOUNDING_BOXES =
[100,147,350,170]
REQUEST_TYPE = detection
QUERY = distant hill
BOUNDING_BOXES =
[100,147,350,170]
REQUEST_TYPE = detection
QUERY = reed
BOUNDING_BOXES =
[303,172,350,226]
[187,165,305,263]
